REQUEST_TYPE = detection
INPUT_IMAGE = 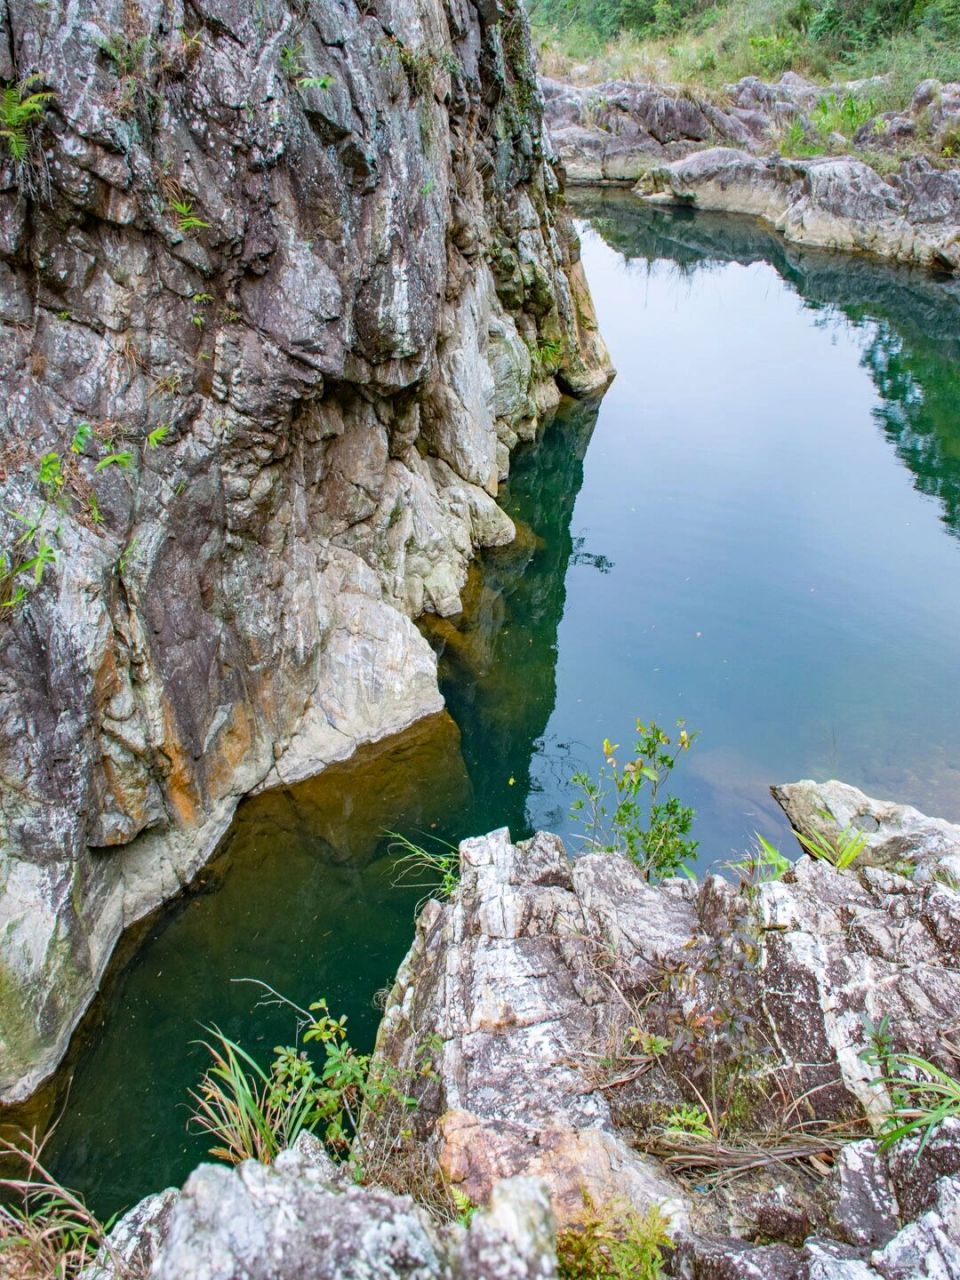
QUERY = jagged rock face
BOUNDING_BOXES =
[541,76,778,182]
[0,0,611,1106]
[368,785,960,1274]
[87,1133,561,1279]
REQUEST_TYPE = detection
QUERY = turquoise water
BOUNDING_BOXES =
[49,193,960,1215]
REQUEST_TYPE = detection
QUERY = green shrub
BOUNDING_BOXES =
[557,1197,672,1279]
[571,718,698,880]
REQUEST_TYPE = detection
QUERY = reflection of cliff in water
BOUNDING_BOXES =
[569,189,960,539]
[421,396,602,838]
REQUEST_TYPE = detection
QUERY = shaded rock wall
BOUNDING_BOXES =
[0,0,611,1104]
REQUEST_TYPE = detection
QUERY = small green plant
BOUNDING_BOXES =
[0,75,53,164]
[298,75,333,90]
[1,516,56,608]
[37,451,63,499]
[627,1028,671,1057]
[557,1196,672,1280]
[390,832,460,903]
[168,196,209,234]
[862,1019,960,1158]
[95,31,151,77]
[280,41,306,79]
[726,833,791,889]
[571,718,698,880]
[449,1184,476,1226]
[0,1133,125,1279]
[70,422,93,454]
[794,821,867,870]
[147,425,170,448]
[94,450,134,473]
[189,991,420,1170]
[661,1103,713,1141]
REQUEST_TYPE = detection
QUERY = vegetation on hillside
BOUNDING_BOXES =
[530,0,960,110]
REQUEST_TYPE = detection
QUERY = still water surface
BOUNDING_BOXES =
[50,192,960,1214]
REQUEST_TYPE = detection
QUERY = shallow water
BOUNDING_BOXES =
[49,193,960,1215]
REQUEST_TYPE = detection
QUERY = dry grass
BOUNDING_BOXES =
[0,1132,135,1279]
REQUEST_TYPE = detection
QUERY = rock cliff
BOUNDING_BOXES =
[0,0,611,1107]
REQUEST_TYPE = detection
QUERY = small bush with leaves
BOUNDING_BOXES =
[189,989,422,1174]
[557,1195,671,1280]
[571,718,698,880]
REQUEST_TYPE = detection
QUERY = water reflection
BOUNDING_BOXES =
[568,188,960,541]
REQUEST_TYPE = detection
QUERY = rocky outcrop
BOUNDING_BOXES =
[642,147,960,271]
[541,71,829,185]
[544,70,960,272]
[0,0,612,1107]
[541,75,774,183]
[87,1132,561,1279]
[367,783,960,1274]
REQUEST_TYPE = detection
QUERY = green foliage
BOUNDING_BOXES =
[570,718,698,880]
[390,832,460,903]
[189,993,421,1171]
[0,1134,120,1280]
[627,1027,671,1056]
[532,0,960,110]
[449,1185,476,1226]
[168,196,209,234]
[557,1196,672,1280]
[725,833,791,888]
[861,1017,960,1156]
[280,41,307,79]
[661,1102,713,1140]
[147,425,170,448]
[93,450,134,473]
[0,514,56,609]
[0,75,53,165]
[70,422,93,455]
[95,31,151,77]
[793,820,867,869]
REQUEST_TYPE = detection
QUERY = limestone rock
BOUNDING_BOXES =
[641,147,960,270]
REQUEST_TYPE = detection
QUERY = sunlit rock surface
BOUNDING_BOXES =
[367,784,960,1275]
[0,0,612,1106]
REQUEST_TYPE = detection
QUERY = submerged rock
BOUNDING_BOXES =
[0,0,613,1107]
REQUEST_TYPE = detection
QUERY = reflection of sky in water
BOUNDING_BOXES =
[49,198,960,1218]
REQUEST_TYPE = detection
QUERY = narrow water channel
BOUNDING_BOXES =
[49,192,960,1216]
